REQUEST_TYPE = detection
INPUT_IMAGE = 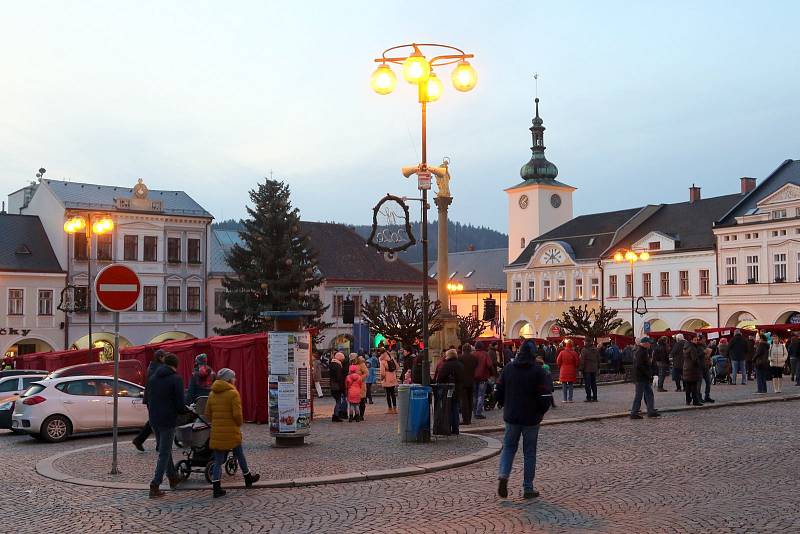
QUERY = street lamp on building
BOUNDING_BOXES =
[612,249,650,337]
[64,214,114,351]
[370,43,477,386]
[446,281,464,312]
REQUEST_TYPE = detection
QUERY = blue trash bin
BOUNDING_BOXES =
[405,385,431,443]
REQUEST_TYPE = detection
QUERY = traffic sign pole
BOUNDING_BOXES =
[94,264,140,476]
[111,312,120,475]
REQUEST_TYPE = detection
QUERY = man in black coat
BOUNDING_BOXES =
[434,349,465,435]
[727,330,748,385]
[147,353,189,498]
[495,340,551,500]
[328,352,346,422]
[132,349,165,451]
[630,337,659,419]
[458,344,478,425]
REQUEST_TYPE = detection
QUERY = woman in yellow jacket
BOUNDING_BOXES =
[204,368,260,497]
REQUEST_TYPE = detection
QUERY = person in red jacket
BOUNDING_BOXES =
[556,340,580,403]
[345,364,364,422]
[472,341,496,420]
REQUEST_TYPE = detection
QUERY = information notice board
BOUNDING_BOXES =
[268,331,311,436]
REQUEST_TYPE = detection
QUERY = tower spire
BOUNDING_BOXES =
[520,97,558,182]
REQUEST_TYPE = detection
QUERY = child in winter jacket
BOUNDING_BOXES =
[345,364,363,421]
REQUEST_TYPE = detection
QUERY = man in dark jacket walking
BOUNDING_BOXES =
[147,352,189,498]
[579,341,600,402]
[728,330,748,385]
[653,337,670,392]
[472,341,495,420]
[458,344,478,425]
[670,334,687,391]
[434,349,465,435]
[495,340,551,499]
[132,349,165,451]
[682,335,705,405]
[630,337,659,419]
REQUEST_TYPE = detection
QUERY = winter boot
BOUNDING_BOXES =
[168,475,181,489]
[212,481,226,498]
[244,472,261,488]
[149,484,165,498]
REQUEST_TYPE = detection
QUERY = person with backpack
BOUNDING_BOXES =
[186,353,215,404]
[434,348,465,435]
[380,349,399,414]
[495,340,552,500]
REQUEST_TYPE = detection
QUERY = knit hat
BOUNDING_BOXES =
[217,368,236,382]
[195,353,208,366]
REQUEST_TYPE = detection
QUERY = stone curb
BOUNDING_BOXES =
[465,393,800,434]
[35,432,501,491]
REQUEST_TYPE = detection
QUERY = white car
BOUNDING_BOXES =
[12,375,148,442]
[0,374,47,396]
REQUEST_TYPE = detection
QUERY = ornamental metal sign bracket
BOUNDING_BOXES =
[367,194,416,256]
[635,296,648,317]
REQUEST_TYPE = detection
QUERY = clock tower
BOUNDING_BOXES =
[506,98,575,262]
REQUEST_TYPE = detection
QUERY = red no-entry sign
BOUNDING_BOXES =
[94,264,141,312]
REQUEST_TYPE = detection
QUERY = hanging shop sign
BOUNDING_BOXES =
[366,194,416,253]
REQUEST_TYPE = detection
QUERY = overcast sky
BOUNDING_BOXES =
[2,1,798,232]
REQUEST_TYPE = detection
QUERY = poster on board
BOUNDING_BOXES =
[268,331,312,436]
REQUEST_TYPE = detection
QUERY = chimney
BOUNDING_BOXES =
[740,177,756,195]
[689,184,701,204]
[467,244,476,252]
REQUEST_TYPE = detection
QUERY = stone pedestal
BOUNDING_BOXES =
[430,196,457,370]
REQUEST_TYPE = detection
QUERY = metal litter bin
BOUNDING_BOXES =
[405,384,431,443]
[432,383,455,436]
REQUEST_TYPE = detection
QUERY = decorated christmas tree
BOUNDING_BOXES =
[217,178,329,336]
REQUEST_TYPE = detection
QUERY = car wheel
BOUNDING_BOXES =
[41,415,71,443]
[225,456,238,476]
[176,460,191,481]
[204,461,215,484]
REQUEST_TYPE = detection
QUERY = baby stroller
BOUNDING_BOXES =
[711,356,732,384]
[174,396,238,484]
[483,380,497,411]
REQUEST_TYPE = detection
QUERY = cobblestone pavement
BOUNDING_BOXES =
[317,378,800,428]
[3,399,798,533]
[51,413,484,484]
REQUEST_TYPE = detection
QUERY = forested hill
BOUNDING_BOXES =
[212,219,507,263]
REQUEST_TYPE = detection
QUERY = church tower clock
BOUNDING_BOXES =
[505,98,575,263]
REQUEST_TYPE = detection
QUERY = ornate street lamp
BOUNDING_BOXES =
[446,281,464,311]
[612,249,650,337]
[370,43,477,386]
[64,214,114,350]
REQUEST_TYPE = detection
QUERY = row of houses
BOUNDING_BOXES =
[1,178,423,358]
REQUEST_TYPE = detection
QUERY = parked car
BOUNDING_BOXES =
[0,374,47,430]
[47,359,145,386]
[0,369,48,380]
[12,376,147,442]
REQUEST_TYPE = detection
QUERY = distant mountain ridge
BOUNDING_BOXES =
[212,219,507,263]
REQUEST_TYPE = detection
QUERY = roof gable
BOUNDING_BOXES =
[717,159,799,225]
[756,183,800,208]
[0,214,64,273]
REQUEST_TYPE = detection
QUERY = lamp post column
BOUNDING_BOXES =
[630,261,635,337]
[420,101,430,386]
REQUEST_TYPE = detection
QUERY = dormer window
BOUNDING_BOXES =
[587,237,596,246]
[465,271,475,278]
[648,241,661,251]
[520,237,526,249]
[772,209,787,219]
[15,244,32,255]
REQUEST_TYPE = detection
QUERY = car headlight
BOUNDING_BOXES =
[0,401,13,411]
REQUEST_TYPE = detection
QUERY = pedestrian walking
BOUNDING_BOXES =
[670,334,687,391]
[630,337,659,419]
[328,352,346,422]
[728,330,748,385]
[434,348,465,435]
[473,341,494,420]
[312,352,324,398]
[186,353,215,404]
[653,336,670,392]
[700,340,716,404]
[354,355,369,419]
[146,352,189,498]
[366,351,379,404]
[753,334,770,394]
[606,341,622,374]
[380,349,399,414]
[205,368,260,498]
[579,340,600,402]
[746,335,756,381]
[768,335,788,393]
[132,349,165,452]
[556,340,579,403]
[787,332,800,383]
[682,335,705,405]
[458,343,478,425]
[496,340,552,499]
[345,364,363,422]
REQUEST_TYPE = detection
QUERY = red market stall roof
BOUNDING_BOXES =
[756,323,800,333]
[15,347,103,372]
[120,333,269,423]
[648,330,696,339]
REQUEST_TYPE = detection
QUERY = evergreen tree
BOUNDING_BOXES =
[217,179,329,336]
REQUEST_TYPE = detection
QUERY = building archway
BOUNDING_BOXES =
[510,320,532,339]
[541,320,560,338]
[724,311,758,329]
[643,318,669,334]
[3,337,56,358]
[71,333,132,362]
[149,331,196,344]
[775,310,800,325]
[615,321,633,337]
[681,318,710,332]
[519,323,535,339]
